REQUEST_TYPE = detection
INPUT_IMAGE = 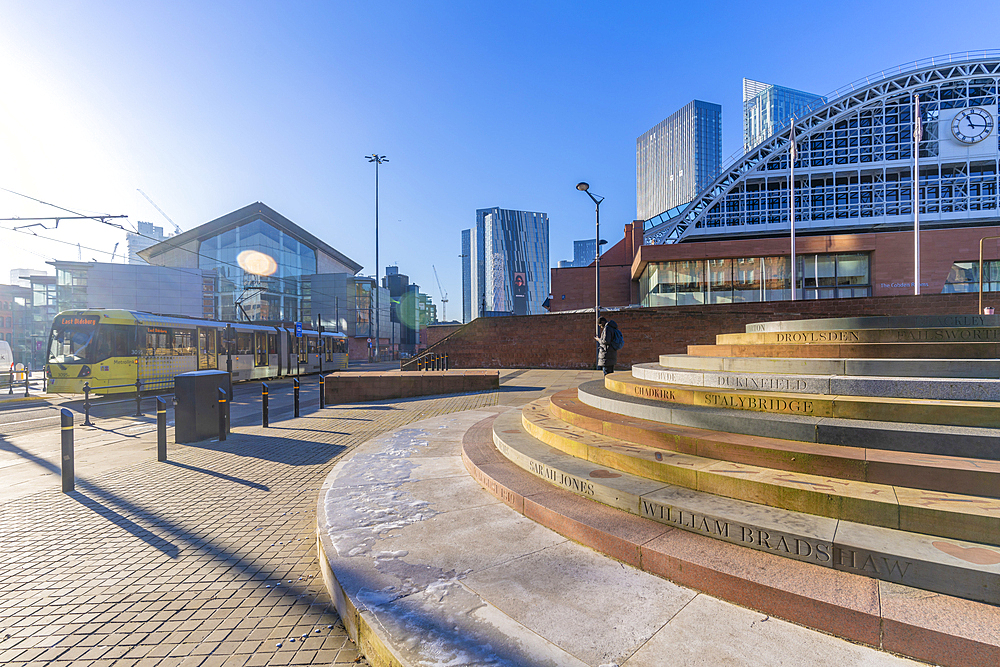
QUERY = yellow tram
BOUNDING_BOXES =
[46,309,348,394]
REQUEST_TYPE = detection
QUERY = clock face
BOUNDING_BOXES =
[952,107,994,144]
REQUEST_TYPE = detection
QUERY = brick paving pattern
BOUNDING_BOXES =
[0,391,499,667]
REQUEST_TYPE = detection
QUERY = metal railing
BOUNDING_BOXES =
[408,352,449,371]
[79,378,174,426]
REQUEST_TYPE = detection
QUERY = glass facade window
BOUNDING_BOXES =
[641,253,871,306]
[647,58,1000,245]
[942,260,1000,293]
[199,218,317,322]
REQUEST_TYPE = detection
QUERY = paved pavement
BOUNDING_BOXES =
[0,368,593,666]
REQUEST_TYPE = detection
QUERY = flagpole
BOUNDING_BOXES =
[914,94,921,295]
[790,118,797,301]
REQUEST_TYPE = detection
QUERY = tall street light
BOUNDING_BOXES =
[576,182,605,370]
[366,154,388,361]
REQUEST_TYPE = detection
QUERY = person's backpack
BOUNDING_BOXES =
[609,325,624,351]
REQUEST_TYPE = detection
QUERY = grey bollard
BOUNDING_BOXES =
[218,388,228,441]
[134,379,143,417]
[156,396,167,461]
[83,382,94,426]
[262,382,269,428]
[61,408,74,492]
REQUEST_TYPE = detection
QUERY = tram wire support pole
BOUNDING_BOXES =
[156,396,167,462]
[134,379,143,417]
[83,382,94,427]
[262,382,269,428]
[293,378,300,418]
[218,388,228,442]
[319,375,325,409]
[61,408,74,493]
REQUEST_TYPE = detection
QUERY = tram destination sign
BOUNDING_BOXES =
[56,315,98,327]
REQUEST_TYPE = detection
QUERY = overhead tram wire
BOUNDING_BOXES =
[0,189,380,317]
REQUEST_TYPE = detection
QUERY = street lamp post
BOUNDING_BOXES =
[366,154,388,361]
[576,182,605,370]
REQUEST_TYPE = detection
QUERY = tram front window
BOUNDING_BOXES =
[49,320,98,364]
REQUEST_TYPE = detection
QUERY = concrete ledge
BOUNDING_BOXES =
[659,353,1000,378]
[547,388,1000,499]
[634,361,1000,401]
[323,370,499,404]
[578,379,1000,460]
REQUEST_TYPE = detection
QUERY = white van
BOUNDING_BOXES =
[0,340,12,371]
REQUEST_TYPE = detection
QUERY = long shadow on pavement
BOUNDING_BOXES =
[164,459,270,491]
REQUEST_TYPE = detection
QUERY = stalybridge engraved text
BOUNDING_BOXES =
[701,393,815,414]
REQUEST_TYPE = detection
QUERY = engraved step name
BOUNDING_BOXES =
[745,314,996,333]
[721,327,1000,345]
[700,393,816,414]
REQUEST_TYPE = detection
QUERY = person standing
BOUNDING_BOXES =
[595,316,622,375]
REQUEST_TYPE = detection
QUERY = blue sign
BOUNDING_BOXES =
[295,322,303,338]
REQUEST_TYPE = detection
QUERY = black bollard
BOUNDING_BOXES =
[61,408,74,492]
[83,382,94,426]
[134,379,143,417]
[262,383,269,428]
[156,396,167,462]
[218,388,228,441]
[444,353,449,371]
[7,366,12,395]
[24,369,29,397]
[319,375,325,409]
[293,378,300,418]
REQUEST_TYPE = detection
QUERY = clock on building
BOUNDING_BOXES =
[951,107,994,144]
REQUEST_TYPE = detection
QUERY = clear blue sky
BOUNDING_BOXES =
[2,0,999,319]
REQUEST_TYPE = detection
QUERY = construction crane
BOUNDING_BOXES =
[432,265,448,322]
[137,189,182,235]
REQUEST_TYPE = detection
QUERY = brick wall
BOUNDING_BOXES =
[404,292,985,370]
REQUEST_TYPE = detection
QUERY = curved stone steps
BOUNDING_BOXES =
[604,372,1000,428]
[746,314,1000,333]
[579,379,1000,460]
[633,362,1000,401]
[687,342,1000,359]
[659,353,1000,379]
[548,388,1000,498]
[717,326,1000,346]
[491,408,1000,607]
[519,398,1000,545]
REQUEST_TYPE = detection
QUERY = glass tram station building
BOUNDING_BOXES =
[631,53,1000,308]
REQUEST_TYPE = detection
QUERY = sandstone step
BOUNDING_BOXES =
[492,408,1000,605]
[687,341,1000,359]
[466,413,1000,667]
[746,314,1000,333]
[718,326,1000,346]
[658,353,1000,379]
[633,362,1000,401]
[548,387,1000,498]
[605,372,1000,428]
[577,379,1000,461]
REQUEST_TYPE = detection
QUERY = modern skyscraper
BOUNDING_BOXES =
[636,100,722,221]
[743,78,826,153]
[461,229,472,323]
[462,207,549,319]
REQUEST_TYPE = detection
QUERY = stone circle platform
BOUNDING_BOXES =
[317,408,940,666]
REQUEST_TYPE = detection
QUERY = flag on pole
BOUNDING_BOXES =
[789,118,797,161]
[914,94,922,143]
